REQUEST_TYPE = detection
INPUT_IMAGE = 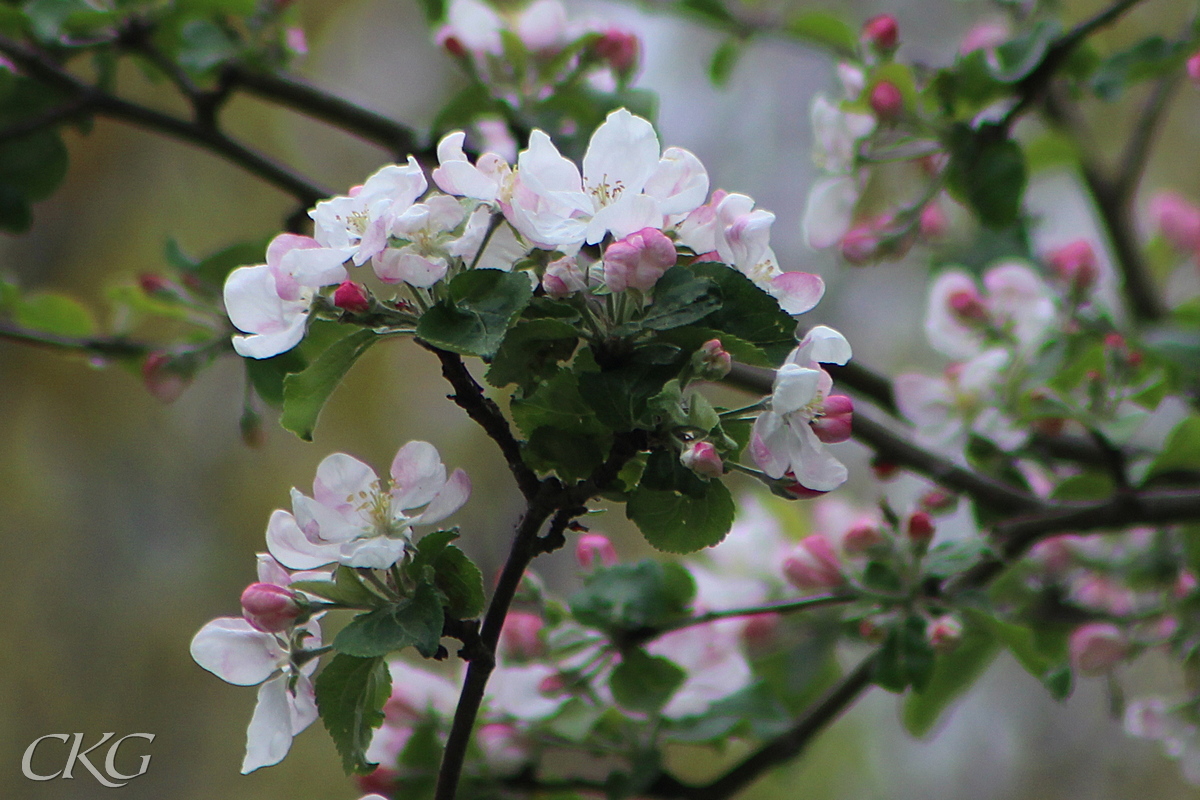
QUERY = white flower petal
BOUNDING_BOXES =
[241,675,295,773]
[191,618,283,686]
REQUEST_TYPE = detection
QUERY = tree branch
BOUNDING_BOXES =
[0,319,152,358]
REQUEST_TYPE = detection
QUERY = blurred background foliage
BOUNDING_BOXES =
[3,0,1200,797]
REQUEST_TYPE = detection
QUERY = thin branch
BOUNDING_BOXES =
[421,342,542,501]
[0,33,329,206]
[0,319,152,358]
[224,66,424,158]
[723,362,1043,514]
[0,99,93,144]
[629,592,856,646]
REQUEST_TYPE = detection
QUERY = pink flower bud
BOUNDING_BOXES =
[142,351,191,403]
[593,28,640,78]
[927,614,963,651]
[692,338,732,380]
[1069,622,1128,675]
[959,20,1009,56]
[869,81,904,121]
[138,273,172,296]
[285,26,307,55]
[811,395,853,444]
[861,14,898,50]
[783,535,844,590]
[919,490,956,513]
[742,613,781,651]
[240,582,302,633]
[680,441,724,478]
[918,201,948,240]
[858,616,886,643]
[1047,240,1098,292]
[947,286,989,323]
[1030,534,1081,575]
[576,533,618,569]
[842,522,884,554]
[499,611,544,660]
[603,227,677,292]
[334,280,370,313]
[438,29,467,59]
[543,256,586,299]
[871,458,900,480]
[906,511,935,545]
[1150,191,1200,253]
[840,223,880,264]
[538,672,568,696]
[1189,51,1200,85]
[1071,574,1135,615]
[1175,570,1198,599]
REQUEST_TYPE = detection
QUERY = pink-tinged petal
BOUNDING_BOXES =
[516,0,567,50]
[279,247,348,292]
[487,664,566,721]
[518,130,585,196]
[583,109,661,199]
[586,193,661,245]
[411,468,472,526]
[313,453,379,510]
[266,233,322,300]
[241,675,294,773]
[802,175,859,249]
[771,364,823,415]
[648,625,751,718]
[373,250,449,288]
[791,422,848,492]
[390,441,448,511]
[925,270,982,358]
[266,508,338,570]
[446,0,503,54]
[292,489,364,545]
[644,147,709,216]
[224,264,310,358]
[386,660,461,719]
[191,617,282,686]
[256,553,292,587]
[983,261,1054,351]
[791,325,852,366]
[769,272,825,315]
[750,411,789,479]
[893,373,954,428]
[231,322,308,360]
[435,137,500,199]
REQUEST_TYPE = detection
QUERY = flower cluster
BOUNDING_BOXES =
[223,108,829,359]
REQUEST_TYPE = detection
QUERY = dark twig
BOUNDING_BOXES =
[0,319,152,358]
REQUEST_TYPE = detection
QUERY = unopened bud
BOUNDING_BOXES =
[811,394,853,444]
[1047,240,1098,293]
[543,256,586,299]
[1150,191,1200,253]
[240,406,266,448]
[334,280,370,313]
[947,287,988,324]
[840,223,879,264]
[782,535,844,590]
[603,227,677,292]
[927,614,963,651]
[1174,570,1197,599]
[869,80,904,121]
[742,613,781,651]
[919,490,956,513]
[918,201,948,240]
[858,616,887,643]
[906,511,935,546]
[593,28,640,78]
[1069,622,1128,676]
[861,14,899,51]
[1189,51,1200,85]
[692,338,732,380]
[871,458,900,481]
[775,471,829,500]
[576,533,618,569]
[438,30,467,59]
[842,522,884,554]
[499,611,544,660]
[680,441,724,478]
[241,582,302,633]
[138,273,174,297]
[142,351,192,403]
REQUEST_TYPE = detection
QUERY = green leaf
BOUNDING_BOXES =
[428,544,485,619]
[315,654,391,775]
[945,124,1026,227]
[874,615,937,693]
[708,38,741,86]
[485,317,579,389]
[245,349,307,407]
[281,329,380,441]
[188,239,272,290]
[619,266,721,334]
[0,129,66,201]
[685,262,795,362]
[1147,416,1200,479]
[903,623,999,737]
[1092,36,1189,101]
[990,21,1061,83]
[627,477,735,554]
[667,681,791,742]
[923,539,993,580]
[333,581,445,658]
[23,0,114,41]
[579,358,679,431]
[416,269,533,358]
[15,292,94,337]
[177,19,239,73]
[291,565,381,609]
[784,10,856,55]
[965,609,1062,683]
[678,0,736,26]
[569,559,695,633]
[609,649,686,712]
[1051,471,1116,501]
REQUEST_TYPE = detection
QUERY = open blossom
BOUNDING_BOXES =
[224,233,349,359]
[646,623,753,718]
[750,326,853,491]
[267,441,471,570]
[310,159,428,267]
[191,616,322,773]
[925,262,1055,359]
[895,348,1026,454]
[802,94,875,250]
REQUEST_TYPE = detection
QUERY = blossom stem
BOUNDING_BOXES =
[468,213,506,272]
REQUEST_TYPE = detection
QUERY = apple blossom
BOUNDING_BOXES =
[869,80,904,121]
[333,280,370,313]
[1150,191,1200,253]
[542,254,588,298]
[1189,52,1200,85]
[861,14,899,51]
[646,623,753,718]
[925,262,1055,359]
[802,95,875,250]
[575,532,618,569]
[190,616,322,773]
[309,159,427,267]
[1069,622,1128,675]
[241,583,303,633]
[1046,239,1098,292]
[500,611,546,660]
[680,440,724,478]
[267,441,471,570]
[692,338,732,380]
[782,535,844,590]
